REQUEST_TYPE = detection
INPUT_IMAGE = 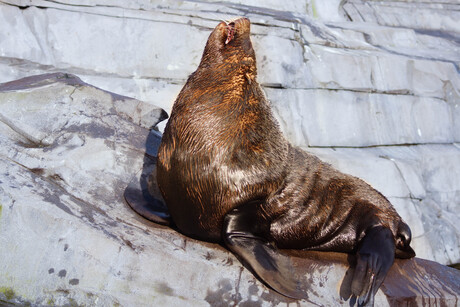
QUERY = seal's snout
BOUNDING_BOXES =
[200,17,253,68]
[222,17,250,45]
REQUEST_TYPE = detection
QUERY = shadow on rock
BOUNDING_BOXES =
[339,254,358,306]
[123,128,171,225]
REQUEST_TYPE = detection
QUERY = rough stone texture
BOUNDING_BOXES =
[0,0,459,304]
[0,73,459,306]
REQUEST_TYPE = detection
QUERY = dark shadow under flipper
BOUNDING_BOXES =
[222,202,307,300]
[351,226,395,307]
[124,129,170,225]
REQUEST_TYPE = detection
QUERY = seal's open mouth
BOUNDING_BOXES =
[225,22,235,45]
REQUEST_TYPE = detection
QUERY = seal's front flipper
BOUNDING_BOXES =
[124,159,170,225]
[351,226,395,307]
[222,202,306,299]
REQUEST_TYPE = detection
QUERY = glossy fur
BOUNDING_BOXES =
[155,18,415,306]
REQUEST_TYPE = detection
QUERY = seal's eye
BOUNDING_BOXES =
[225,22,235,45]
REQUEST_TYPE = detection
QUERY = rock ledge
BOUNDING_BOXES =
[0,74,459,306]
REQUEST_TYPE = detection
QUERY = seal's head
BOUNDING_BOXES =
[199,17,256,78]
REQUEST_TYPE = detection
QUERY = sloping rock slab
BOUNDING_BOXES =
[0,73,459,306]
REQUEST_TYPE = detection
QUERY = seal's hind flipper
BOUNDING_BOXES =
[351,226,395,307]
[222,202,307,299]
[124,159,170,225]
[395,221,416,259]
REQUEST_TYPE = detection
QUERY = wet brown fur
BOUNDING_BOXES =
[157,18,409,255]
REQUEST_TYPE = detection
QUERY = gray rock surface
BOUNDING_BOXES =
[1,73,459,306]
[0,0,459,301]
[2,0,458,267]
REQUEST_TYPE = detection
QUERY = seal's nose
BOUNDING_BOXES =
[224,17,251,44]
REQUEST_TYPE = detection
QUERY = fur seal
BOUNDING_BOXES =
[126,17,416,306]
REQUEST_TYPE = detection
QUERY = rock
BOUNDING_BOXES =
[0,73,459,306]
[268,88,455,147]
[0,0,458,273]
[343,0,460,33]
